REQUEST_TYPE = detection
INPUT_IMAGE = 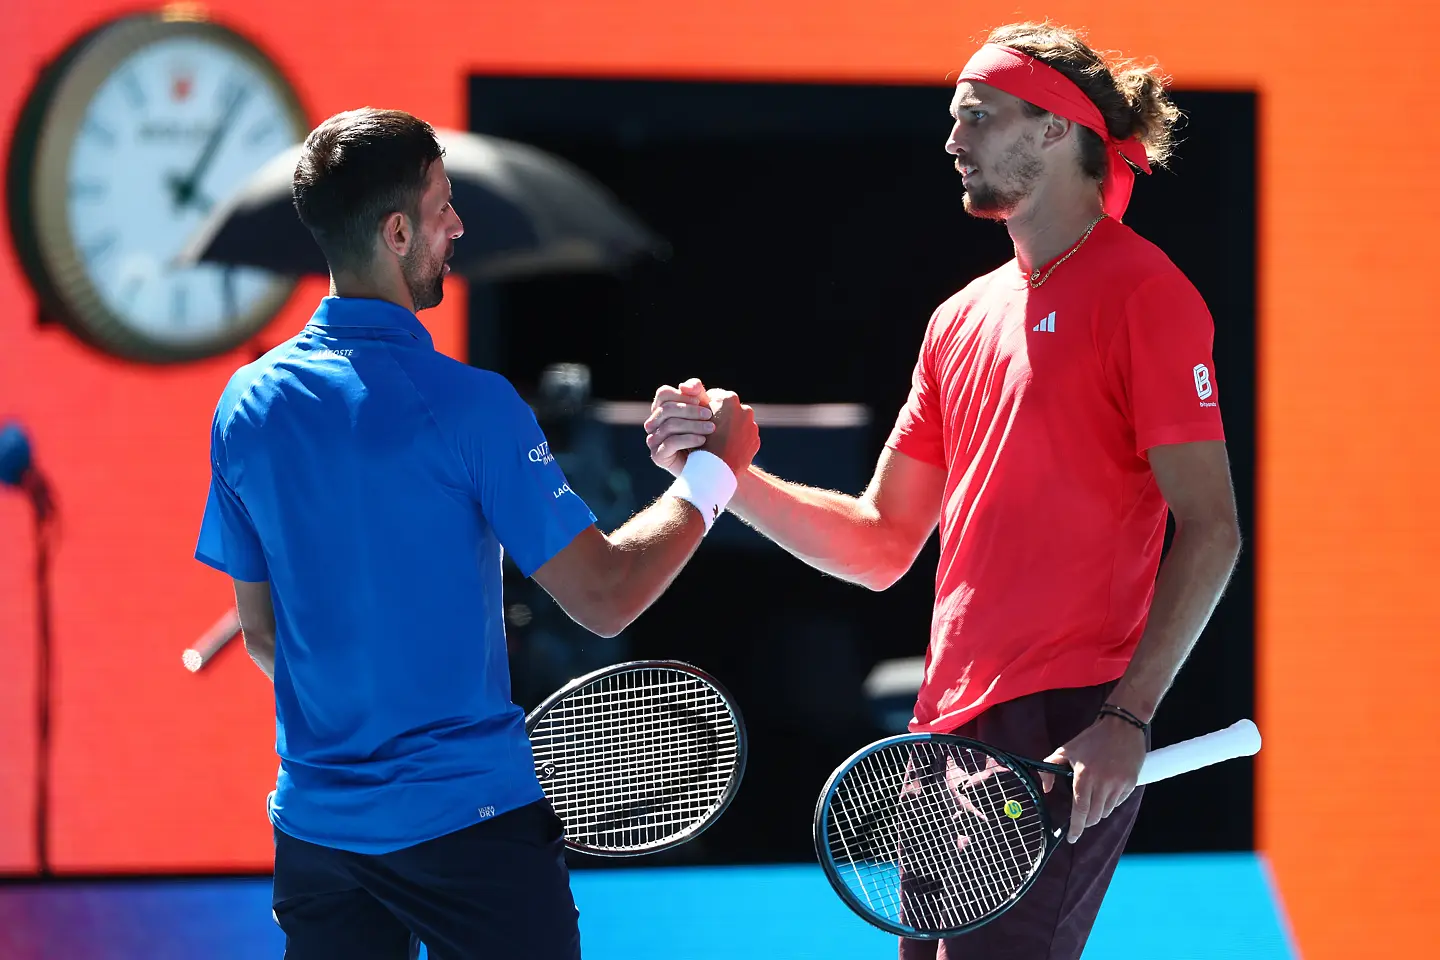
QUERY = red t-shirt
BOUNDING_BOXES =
[886,217,1225,734]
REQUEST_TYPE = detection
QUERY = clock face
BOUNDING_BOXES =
[64,36,299,346]
[10,15,310,362]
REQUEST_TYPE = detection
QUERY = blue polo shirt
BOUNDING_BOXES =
[194,296,596,854]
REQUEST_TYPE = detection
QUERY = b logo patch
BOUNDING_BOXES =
[1193,363,1213,401]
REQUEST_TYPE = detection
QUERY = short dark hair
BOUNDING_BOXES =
[984,22,1183,181]
[292,108,445,270]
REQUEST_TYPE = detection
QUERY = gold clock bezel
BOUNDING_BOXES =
[11,13,310,364]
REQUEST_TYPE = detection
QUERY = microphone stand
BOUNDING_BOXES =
[2,423,56,875]
[24,466,56,876]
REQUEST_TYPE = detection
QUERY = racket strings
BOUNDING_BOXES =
[825,741,1048,932]
[529,666,741,853]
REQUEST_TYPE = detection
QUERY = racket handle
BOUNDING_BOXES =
[182,608,242,673]
[1136,718,1261,786]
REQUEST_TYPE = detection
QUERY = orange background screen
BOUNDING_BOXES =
[3,2,1438,957]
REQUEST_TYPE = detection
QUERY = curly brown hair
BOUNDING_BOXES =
[982,22,1183,181]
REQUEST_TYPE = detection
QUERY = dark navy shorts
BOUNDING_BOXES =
[272,799,581,960]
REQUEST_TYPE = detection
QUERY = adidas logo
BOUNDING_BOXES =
[1032,311,1056,333]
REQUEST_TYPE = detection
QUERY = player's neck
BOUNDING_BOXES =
[1005,186,1106,277]
[328,270,417,315]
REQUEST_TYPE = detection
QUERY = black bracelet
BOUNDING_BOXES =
[1099,703,1149,734]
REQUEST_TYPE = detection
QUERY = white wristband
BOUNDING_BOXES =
[667,450,737,532]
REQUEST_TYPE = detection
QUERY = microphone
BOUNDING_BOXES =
[1,422,54,521]
[182,607,242,672]
[0,422,33,487]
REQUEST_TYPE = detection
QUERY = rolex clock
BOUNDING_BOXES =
[6,8,309,363]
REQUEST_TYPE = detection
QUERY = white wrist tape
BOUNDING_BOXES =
[668,450,737,532]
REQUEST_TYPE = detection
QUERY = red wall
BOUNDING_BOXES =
[4,1,1439,956]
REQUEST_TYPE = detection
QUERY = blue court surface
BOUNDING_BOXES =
[0,853,1296,959]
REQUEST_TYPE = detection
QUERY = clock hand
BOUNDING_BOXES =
[170,83,251,212]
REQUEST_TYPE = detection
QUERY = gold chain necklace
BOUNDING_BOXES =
[1027,214,1106,289]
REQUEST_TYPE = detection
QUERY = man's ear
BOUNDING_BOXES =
[1042,111,1073,144]
[379,211,412,258]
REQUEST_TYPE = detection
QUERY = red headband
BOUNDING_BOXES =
[958,44,1152,220]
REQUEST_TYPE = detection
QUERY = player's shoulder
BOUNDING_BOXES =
[954,263,1015,304]
[412,352,522,403]
[212,337,304,432]
[1096,219,1203,300]
[408,354,533,428]
[1089,222,1215,351]
[925,265,1016,334]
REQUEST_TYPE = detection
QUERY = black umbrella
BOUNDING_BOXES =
[175,129,668,280]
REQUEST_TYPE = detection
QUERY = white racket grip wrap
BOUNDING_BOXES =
[182,607,242,673]
[1137,719,1261,786]
[667,450,737,532]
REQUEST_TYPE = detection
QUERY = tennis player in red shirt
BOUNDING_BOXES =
[644,21,1243,960]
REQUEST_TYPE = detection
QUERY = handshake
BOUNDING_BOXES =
[643,377,761,480]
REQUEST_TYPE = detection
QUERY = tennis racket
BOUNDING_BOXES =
[814,718,1261,938]
[525,660,747,857]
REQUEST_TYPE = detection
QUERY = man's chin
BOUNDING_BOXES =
[962,190,1010,222]
[412,278,446,312]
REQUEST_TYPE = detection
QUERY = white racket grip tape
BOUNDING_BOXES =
[182,608,242,673]
[1136,719,1261,786]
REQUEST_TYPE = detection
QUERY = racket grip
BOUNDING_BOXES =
[182,608,242,673]
[1136,719,1261,786]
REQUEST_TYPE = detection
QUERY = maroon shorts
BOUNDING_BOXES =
[897,681,1145,960]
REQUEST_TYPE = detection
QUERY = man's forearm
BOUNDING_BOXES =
[244,633,276,682]
[728,467,901,590]
[598,496,707,635]
[1110,519,1242,721]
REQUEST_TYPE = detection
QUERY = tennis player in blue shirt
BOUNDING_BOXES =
[194,107,758,960]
